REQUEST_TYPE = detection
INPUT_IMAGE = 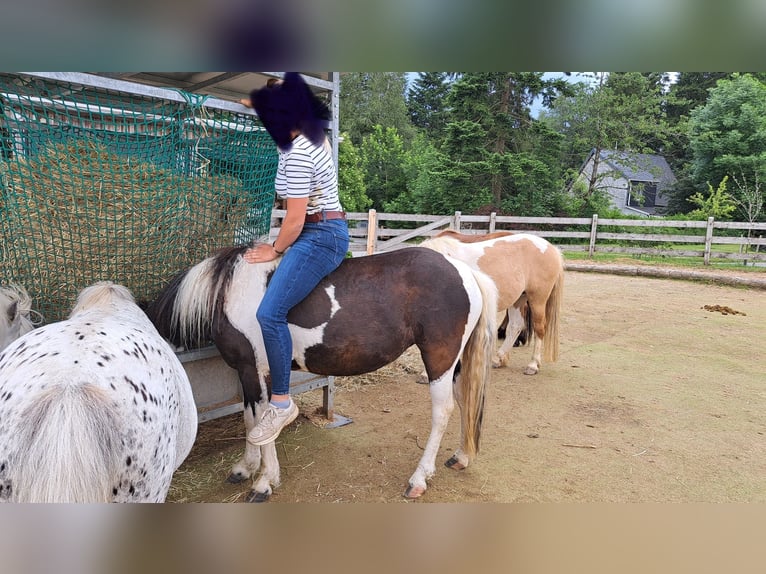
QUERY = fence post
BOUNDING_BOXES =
[453,211,462,231]
[489,211,497,233]
[588,214,599,258]
[703,216,714,265]
[366,209,378,255]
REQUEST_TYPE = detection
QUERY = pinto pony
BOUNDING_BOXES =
[147,246,497,501]
[0,284,38,351]
[0,282,197,502]
[422,230,564,375]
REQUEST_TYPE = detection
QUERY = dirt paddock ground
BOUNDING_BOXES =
[167,268,766,503]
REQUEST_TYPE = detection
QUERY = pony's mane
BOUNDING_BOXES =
[69,282,135,317]
[167,245,251,348]
[0,284,33,317]
[0,283,41,332]
[434,229,515,243]
[207,245,253,322]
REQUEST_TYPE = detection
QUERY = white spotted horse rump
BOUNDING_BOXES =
[0,282,197,503]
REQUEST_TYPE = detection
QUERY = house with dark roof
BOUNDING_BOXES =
[573,149,677,216]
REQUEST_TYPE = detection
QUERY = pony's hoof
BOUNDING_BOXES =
[445,455,466,470]
[403,485,425,499]
[226,472,248,484]
[245,490,271,503]
[523,366,539,375]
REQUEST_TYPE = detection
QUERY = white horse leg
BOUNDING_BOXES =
[524,301,547,375]
[404,371,454,499]
[524,337,544,375]
[444,370,470,470]
[238,400,284,503]
[494,307,525,368]
[246,441,281,502]
[228,406,262,483]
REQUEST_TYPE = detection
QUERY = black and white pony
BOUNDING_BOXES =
[0,284,39,351]
[147,245,497,501]
[0,282,198,502]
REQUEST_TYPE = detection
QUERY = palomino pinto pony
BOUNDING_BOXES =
[0,282,197,502]
[147,246,497,501]
[422,230,564,375]
[0,284,38,351]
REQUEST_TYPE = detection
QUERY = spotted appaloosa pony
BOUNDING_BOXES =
[0,284,38,352]
[0,282,198,502]
[422,230,564,375]
[147,245,497,501]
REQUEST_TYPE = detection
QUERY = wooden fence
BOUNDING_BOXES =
[270,210,766,266]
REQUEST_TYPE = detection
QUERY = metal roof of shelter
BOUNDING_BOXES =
[10,72,340,161]
[89,72,337,104]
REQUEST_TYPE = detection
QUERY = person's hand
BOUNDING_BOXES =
[239,97,253,108]
[243,243,279,264]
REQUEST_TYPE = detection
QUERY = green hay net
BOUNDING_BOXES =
[0,73,278,323]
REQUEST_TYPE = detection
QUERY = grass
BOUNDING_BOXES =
[563,250,766,273]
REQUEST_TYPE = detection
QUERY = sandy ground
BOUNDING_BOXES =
[167,269,766,503]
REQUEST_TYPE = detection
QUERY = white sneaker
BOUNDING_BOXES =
[247,399,299,445]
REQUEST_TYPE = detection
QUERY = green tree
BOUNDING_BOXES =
[437,72,570,214]
[360,125,408,210]
[406,72,451,140]
[665,72,731,123]
[687,175,736,220]
[688,73,766,220]
[339,73,415,147]
[661,73,738,214]
[387,133,449,214]
[544,72,675,215]
[336,133,372,212]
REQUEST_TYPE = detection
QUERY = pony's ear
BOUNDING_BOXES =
[6,300,17,323]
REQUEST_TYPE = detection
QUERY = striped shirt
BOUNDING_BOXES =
[274,134,342,215]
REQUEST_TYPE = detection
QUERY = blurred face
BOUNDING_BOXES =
[252,84,299,150]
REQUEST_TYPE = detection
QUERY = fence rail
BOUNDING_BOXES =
[269,210,766,266]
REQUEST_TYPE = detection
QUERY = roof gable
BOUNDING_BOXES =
[599,150,677,187]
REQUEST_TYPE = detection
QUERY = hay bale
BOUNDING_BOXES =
[1,139,264,322]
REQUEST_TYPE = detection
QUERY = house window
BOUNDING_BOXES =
[628,181,657,207]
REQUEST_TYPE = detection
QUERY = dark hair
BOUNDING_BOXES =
[250,72,331,151]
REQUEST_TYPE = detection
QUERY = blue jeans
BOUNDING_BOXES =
[256,219,349,396]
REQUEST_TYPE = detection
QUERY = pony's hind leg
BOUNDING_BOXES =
[494,306,525,368]
[444,366,469,470]
[524,298,547,375]
[404,371,455,499]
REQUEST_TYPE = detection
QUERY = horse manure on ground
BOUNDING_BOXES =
[701,304,746,316]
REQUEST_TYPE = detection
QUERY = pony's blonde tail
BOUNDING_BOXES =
[457,269,498,461]
[12,384,122,502]
[542,260,564,363]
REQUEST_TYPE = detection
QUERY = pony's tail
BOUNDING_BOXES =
[12,384,122,502]
[457,269,498,461]
[542,261,564,363]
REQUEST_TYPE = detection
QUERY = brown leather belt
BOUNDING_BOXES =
[305,211,346,223]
